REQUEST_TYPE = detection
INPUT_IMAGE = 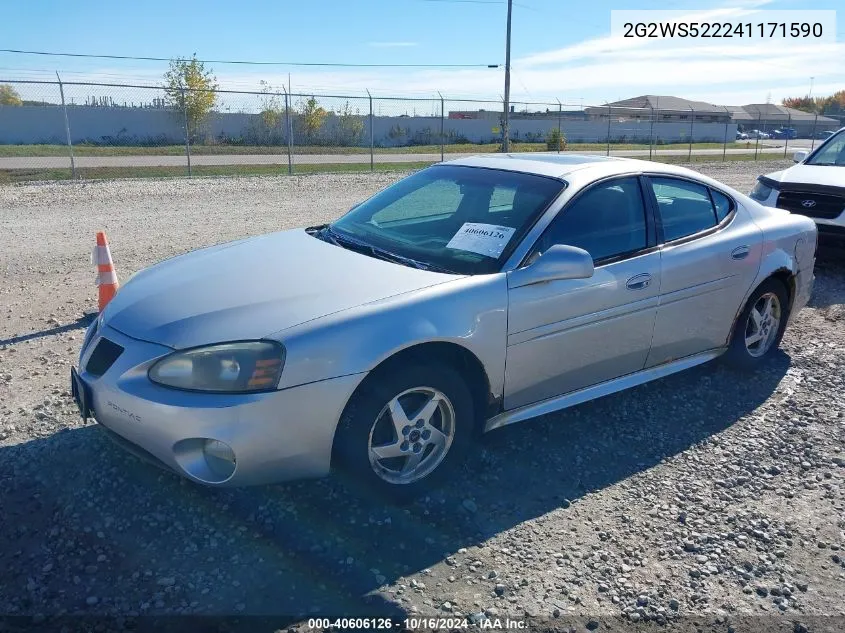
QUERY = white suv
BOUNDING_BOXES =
[750,127,845,248]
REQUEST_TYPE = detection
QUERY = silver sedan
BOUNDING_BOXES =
[71,154,817,501]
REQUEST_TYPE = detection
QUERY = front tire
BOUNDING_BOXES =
[724,279,789,370]
[333,362,474,503]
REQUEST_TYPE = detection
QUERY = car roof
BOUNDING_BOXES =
[443,152,703,181]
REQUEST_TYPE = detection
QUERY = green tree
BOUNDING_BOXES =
[782,90,845,115]
[258,80,284,130]
[817,90,845,115]
[546,127,566,151]
[336,101,364,146]
[299,96,327,143]
[781,96,817,113]
[0,84,22,106]
[163,55,218,141]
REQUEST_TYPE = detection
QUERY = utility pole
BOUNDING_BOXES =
[502,0,513,153]
[808,76,814,99]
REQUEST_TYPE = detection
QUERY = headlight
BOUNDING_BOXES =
[148,341,285,393]
[749,180,774,201]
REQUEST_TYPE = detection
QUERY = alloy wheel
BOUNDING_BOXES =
[744,292,782,358]
[367,387,456,485]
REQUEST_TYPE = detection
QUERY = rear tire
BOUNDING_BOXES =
[333,362,475,503]
[724,279,789,370]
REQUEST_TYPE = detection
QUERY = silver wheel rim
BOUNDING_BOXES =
[367,386,456,485]
[744,292,781,358]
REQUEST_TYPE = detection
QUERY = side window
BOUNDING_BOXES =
[651,178,717,241]
[710,189,733,222]
[536,177,648,262]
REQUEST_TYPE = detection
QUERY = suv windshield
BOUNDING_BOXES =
[806,129,845,166]
[326,165,565,274]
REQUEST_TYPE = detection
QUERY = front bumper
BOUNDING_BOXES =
[815,223,845,248]
[74,324,366,486]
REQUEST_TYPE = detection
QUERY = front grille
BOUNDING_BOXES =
[777,190,845,220]
[85,338,124,377]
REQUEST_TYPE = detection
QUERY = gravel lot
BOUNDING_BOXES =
[1,160,844,632]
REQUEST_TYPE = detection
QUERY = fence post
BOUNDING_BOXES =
[56,73,76,179]
[648,106,654,160]
[557,99,562,154]
[688,106,694,163]
[606,105,611,156]
[438,92,445,162]
[367,90,374,172]
[180,87,192,178]
[783,113,791,158]
[283,87,293,175]
[722,106,729,162]
[810,113,818,151]
[754,112,761,160]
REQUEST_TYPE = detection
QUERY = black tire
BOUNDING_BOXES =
[724,278,790,370]
[332,362,475,503]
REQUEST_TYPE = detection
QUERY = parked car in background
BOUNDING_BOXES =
[736,131,749,140]
[771,128,798,140]
[72,154,817,501]
[748,130,770,140]
[751,127,845,248]
[815,130,835,140]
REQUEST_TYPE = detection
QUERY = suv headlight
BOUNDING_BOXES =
[749,179,774,201]
[149,341,285,393]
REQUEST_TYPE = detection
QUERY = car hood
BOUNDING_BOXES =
[104,228,459,348]
[765,164,845,188]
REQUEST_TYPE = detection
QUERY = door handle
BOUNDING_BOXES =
[626,273,652,290]
[731,245,750,260]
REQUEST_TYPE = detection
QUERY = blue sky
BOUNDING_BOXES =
[1,0,843,106]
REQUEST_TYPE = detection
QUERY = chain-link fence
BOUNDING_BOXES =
[1,79,843,182]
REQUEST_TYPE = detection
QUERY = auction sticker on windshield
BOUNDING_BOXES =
[446,223,516,258]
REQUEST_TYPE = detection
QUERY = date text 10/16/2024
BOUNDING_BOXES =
[307,617,527,630]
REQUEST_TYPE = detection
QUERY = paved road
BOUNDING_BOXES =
[0,144,813,169]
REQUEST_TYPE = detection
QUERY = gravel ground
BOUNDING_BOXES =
[1,160,844,632]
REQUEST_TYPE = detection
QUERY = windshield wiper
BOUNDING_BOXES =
[321,226,455,274]
[372,249,456,273]
[321,225,376,254]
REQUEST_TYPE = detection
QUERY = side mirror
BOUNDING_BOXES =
[793,150,808,163]
[508,244,594,288]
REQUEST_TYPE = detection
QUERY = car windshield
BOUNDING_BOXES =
[325,165,566,274]
[806,130,845,166]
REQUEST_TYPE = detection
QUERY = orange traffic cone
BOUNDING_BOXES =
[94,231,119,312]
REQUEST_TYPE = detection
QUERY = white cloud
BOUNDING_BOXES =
[4,0,840,108]
[517,0,779,67]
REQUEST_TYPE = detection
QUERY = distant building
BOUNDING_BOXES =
[584,95,732,123]
[731,103,839,135]
[448,108,588,121]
